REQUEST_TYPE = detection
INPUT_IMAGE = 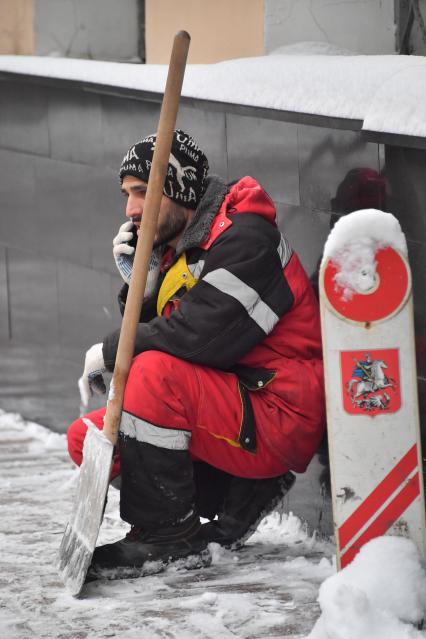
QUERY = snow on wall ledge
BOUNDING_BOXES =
[0,45,426,138]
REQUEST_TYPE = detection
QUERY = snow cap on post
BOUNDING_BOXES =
[119,129,209,210]
[321,209,408,304]
[322,209,407,263]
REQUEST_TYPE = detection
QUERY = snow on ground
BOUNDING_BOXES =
[1,408,426,638]
[0,409,333,638]
[0,42,426,137]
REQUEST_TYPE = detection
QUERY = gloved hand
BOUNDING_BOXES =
[112,220,162,298]
[113,220,135,285]
[78,343,106,407]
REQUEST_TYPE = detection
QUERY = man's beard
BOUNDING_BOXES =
[153,205,188,248]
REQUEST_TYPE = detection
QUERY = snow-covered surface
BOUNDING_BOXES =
[269,42,356,57]
[1,43,426,137]
[310,537,426,639]
[1,408,426,638]
[321,209,407,299]
[0,409,332,638]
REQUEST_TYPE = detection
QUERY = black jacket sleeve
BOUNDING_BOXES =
[103,215,294,371]
[118,283,158,322]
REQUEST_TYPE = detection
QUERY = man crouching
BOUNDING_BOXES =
[67,129,325,577]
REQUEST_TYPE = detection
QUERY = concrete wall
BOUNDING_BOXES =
[0,0,141,61]
[265,0,396,54]
[396,0,426,55]
[1,76,426,535]
[0,0,402,62]
[34,0,141,61]
[145,0,398,62]
[145,0,264,63]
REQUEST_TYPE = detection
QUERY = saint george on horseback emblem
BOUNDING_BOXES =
[340,349,401,415]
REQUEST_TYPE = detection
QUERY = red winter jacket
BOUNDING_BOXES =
[103,176,325,472]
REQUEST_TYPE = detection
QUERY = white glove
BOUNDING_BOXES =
[112,220,162,298]
[113,220,135,284]
[78,343,106,407]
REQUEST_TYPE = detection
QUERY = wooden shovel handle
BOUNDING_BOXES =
[103,31,191,444]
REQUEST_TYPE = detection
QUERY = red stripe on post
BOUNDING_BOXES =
[340,473,420,568]
[338,445,418,550]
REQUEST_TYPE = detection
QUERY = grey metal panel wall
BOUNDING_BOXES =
[100,95,160,171]
[0,246,9,340]
[0,82,50,155]
[176,105,228,178]
[8,248,59,343]
[226,115,300,206]
[1,76,425,536]
[382,146,426,435]
[298,126,381,213]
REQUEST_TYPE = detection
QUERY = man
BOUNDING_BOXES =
[67,129,325,576]
[351,354,373,384]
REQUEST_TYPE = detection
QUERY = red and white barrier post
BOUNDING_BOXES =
[319,209,426,569]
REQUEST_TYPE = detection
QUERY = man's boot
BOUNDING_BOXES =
[88,414,211,578]
[193,461,232,520]
[89,512,210,578]
[202,471,296,549]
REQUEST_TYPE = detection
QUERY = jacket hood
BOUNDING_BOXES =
[176,175,277,255]
[176,174,228,255]
[226,176,277,225]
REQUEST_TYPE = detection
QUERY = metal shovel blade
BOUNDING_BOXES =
[57,419,113,596]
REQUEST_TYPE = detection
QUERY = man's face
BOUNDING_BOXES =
[121,175,191,249]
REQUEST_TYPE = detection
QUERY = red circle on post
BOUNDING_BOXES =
[323,247,410,323]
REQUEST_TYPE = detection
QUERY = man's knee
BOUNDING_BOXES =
[67,417,87,467]
[124,351,199,427]
[128,350,190,386]
[66,407,107,468]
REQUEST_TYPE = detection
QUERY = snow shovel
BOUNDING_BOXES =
[57,30,191,597]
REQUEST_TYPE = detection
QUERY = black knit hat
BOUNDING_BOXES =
[119,129,209,210]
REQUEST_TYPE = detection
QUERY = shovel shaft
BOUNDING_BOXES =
[103,31,190,444]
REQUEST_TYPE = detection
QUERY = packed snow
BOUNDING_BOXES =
[1,408,426,638]
[310,537,426,638]
[1,42,426,137]
[321,209,407,299]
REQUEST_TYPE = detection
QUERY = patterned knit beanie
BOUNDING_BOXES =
[119,129,209,210]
